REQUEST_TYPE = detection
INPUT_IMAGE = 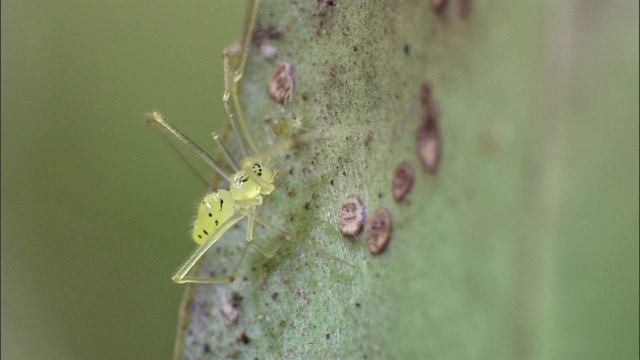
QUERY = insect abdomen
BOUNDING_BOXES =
[192,190,235,245]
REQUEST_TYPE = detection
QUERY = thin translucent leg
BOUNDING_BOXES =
[221,0,262,158]
[211,131,239,172]
[237,120,409,171]
[238,132,324,170]
[172,213,244,284]
[237,0,261,82]
[245,206,255,242]
[243,206,286,259]
[251,237,286,259]
[236,208,354,267]
[208,116,235,193]
[222,49,259,157]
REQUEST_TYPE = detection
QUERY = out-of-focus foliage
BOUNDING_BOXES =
[1,2,243,359]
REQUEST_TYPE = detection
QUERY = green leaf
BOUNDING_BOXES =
[175,1,639,359]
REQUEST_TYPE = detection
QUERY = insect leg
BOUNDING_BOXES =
[237,0,261,82]
[211,131,239,172]
[172,213,244,284]
[236,208,354,267]
[221,0,262,158]
[241,206,287,259]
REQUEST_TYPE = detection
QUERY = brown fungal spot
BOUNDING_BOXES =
[458,0,471,18]
[416,102,442,174]
[339,196,365,236]
[320,0,336,9]
[318,0,337,17]
[269,61,294,104]
[366,208,392,255]
[252,24,284,45]
[392,161,415,202]
[231,292,243,307]
[315,0,337,34]
[420,81,432,105]
[235,330,251,344]
[431,0,449,13]
[364,132,373,146]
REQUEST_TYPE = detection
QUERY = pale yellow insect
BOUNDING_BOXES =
[147,0,344,284]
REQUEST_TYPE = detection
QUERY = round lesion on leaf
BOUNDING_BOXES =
[339,195,365,236]
[269,61,294,104]
[416,100,441,174]
[392,161,415,202]
[366,208,392,255]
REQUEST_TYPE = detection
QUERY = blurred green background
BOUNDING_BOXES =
[2,1,244,359]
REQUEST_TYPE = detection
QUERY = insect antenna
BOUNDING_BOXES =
[146,111,233,181]
[147,115,211,187]
[211,132,239,172]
